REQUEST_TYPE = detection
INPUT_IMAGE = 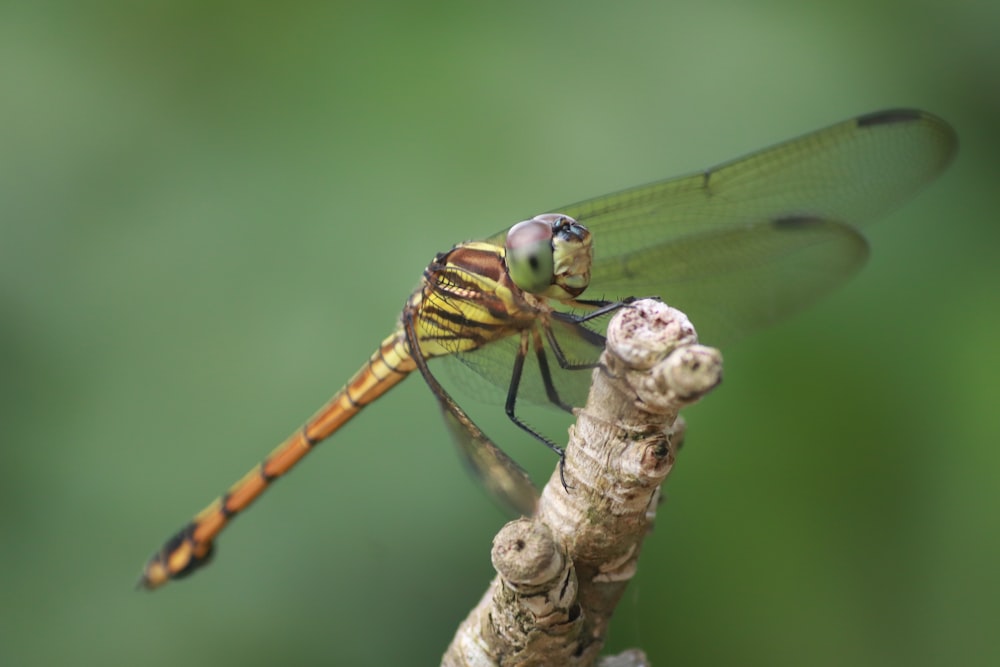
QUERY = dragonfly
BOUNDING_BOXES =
[140,108,956,589]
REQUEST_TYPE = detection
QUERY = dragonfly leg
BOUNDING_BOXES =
[542,322,602,371]
[530,327,574,414]
[545,297,635,371]
[565,297,643,323]
[505,330,565,456]
[547,297,653,375]
[525,328,577,492]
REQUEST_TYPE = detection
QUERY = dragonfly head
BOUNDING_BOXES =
[505,213,592,300]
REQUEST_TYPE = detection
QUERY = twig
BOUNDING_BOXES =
[442,299,723,666]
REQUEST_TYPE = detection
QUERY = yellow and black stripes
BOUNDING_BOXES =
[414,242,536,353]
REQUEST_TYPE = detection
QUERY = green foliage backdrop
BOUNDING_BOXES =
[2,2,998,665]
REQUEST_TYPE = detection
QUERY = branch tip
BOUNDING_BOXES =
[492,519,564,589]
[443,299,722,666]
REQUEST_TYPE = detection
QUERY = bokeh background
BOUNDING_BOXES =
[2,1,998,665]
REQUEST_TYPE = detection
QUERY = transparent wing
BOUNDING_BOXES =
[404,313,539,516]
[587,218,870,344]
[431,110,956,507]
[489,109,957,344]
[436,385,539,516]
[442,312,609,409]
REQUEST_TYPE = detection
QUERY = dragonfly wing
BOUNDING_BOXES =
[590,217,870,344]
[404,312,538,515]
[436,386,539,516]
[566,110,955,256]
[490,110,956,344]
[446,313,608,409]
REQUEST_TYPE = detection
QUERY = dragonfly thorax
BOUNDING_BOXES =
[504,213,592,302]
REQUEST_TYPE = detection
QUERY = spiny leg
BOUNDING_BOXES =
[546,298,633,370]
[531,326,574,414]
[503,329,578,492]
[508,301,638,445]
[503,329,565,457]
[565,297,637,322]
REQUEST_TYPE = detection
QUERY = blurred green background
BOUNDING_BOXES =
[2,1,998,665]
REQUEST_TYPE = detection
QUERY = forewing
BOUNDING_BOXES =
[492,110,956,344]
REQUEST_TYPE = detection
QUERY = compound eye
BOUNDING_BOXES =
[505,218,555,293]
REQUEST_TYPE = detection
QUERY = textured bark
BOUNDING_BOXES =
[443,300,723,666]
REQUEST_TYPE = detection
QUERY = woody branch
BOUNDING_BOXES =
[442,299,723,666]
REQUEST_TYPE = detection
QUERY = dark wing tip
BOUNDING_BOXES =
[772,215,827,231]
[856,108,925,127]
[856,108,959,170]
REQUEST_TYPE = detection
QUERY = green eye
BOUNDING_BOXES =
[505,219,555,293]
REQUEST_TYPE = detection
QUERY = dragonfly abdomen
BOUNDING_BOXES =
[139,331,416,589]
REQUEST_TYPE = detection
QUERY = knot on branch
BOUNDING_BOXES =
[492,519,575,608]
[444,300,723,667]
